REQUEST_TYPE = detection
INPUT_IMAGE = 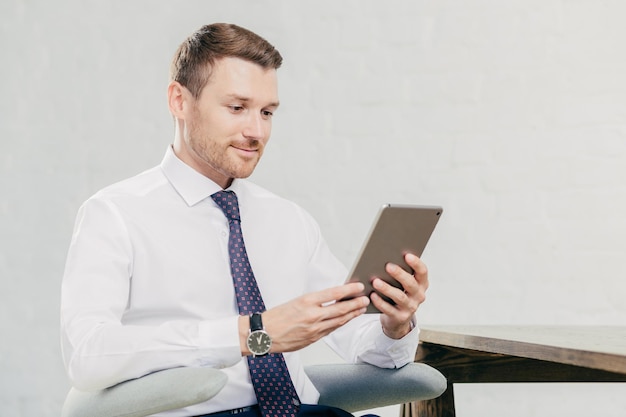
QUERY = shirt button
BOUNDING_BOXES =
[221,231,227,237]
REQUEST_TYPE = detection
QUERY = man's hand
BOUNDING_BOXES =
[239,282,370,355]
[370,253,429,339]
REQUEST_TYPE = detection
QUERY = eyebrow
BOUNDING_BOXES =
[226,94,280,108]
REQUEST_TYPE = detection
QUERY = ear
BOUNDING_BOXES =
[167,81,191,118]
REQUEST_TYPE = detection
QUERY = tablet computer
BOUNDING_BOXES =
[344,204,443,313]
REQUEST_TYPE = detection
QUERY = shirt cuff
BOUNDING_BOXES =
[354,315,420,369]
[378,317,420,366]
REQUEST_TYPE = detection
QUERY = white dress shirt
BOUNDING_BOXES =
[61,146,420,416]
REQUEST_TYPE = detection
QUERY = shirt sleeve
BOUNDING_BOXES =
[60,197,242,392]
[325,314,420,368]
[300,209,420,368]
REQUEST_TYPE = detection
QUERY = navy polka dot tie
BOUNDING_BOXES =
[212,190,301,417]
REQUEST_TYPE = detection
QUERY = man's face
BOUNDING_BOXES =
[177,57,279,188]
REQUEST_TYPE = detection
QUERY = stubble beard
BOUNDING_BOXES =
[188,130,262,182]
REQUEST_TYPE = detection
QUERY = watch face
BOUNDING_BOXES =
[247,330,272,356]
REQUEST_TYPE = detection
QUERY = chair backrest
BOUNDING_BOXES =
[62,363,447,417]
[306,363,447,412]
[61,367,228,417]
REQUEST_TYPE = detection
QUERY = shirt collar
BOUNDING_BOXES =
[160,145,241,206]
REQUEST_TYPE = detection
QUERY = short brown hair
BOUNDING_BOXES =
[170,23,283,98]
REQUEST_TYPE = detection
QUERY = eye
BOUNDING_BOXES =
[229,105,244,113]
[261,110,274,118]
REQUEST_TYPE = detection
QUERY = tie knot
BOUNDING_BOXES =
[211,190,241,223]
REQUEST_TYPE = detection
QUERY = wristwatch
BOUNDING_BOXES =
[246,313,272,357]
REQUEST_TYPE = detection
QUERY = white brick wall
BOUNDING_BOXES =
[2,1,625,416]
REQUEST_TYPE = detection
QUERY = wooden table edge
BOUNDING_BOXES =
[418,325,626,375]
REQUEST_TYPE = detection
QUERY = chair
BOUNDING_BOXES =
[62,363,446,417]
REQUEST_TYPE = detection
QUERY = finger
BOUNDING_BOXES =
[405,253,429,288]
[319,295,370,321]
[287,296,368,343]
[315,301,369,334]
[307,282,366,306]
[385,262,418,293]
[372,277,410,309]
[370,291,402,316]
[370,290,415,326]
[296,283,369,324]
[375,273,425,312]
[375,260,426,306]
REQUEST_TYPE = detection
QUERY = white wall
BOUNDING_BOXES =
[2,0,626,416]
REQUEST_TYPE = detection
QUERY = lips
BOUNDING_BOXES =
[230,144,262,160]
[232,146,258,155]
[231,140,261,154]
[232,146,257,152]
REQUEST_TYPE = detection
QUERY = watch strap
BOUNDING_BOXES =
[249,313,263,332]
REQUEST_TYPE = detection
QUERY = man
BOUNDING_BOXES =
[61,23,428,417]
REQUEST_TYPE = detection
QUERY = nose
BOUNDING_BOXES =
[242,112,267,140]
